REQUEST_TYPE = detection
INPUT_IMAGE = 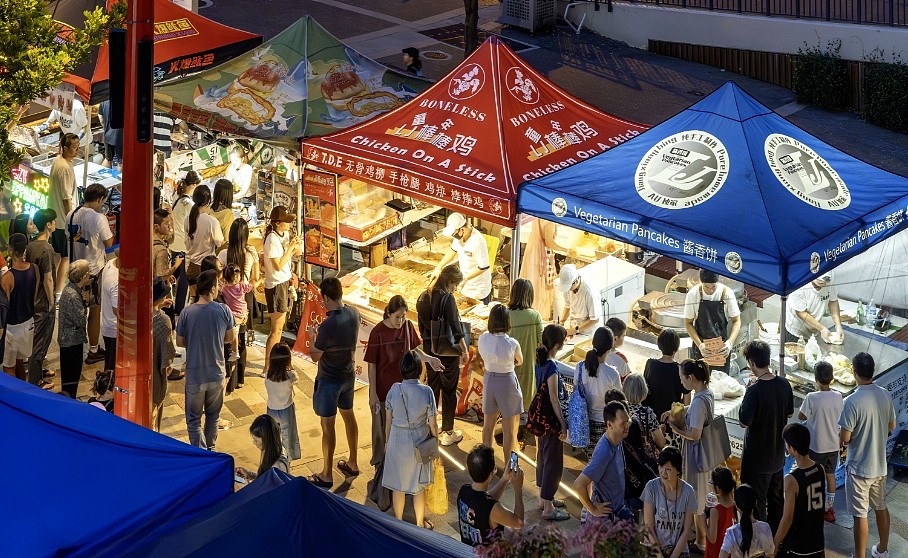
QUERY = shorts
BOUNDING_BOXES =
[3,319,35,367]
[186,262,201,285]
[87,273,101,307]
[845,471,887,517]
[265,281,290,314]
[809,450,839,477]
[482,371,523,418]
[50,229,68,257]
[313,377,355,417]
[105,143,123,165]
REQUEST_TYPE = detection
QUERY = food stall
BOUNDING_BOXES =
[517,82,908,469]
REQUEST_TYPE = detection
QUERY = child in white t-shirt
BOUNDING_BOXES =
[720,485,775,558]
[798,360,844,522]
[605,317,631,380]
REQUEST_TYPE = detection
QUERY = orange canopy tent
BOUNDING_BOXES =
[301,36,648,227]
[48,0,262,103]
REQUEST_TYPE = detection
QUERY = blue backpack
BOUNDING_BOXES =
[568,362,590,448]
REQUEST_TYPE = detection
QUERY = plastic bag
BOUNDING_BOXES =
[568,363,590,448]
[426,458,448,515]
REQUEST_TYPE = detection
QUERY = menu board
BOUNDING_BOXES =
[302,169,339,270]
[272,173,299,238]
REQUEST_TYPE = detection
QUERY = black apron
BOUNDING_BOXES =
[689,285,730,372]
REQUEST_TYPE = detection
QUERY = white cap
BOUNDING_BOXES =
[558,264,578,293]
[441,212,468,237]
[817,270,834,284]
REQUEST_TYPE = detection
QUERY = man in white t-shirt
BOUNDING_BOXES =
[557,264,602,336]
[37,98,90,147]
[66,183,115,364]
[99,250,120,371]
[431,212,492,303]
[49,133,80,299]
[784,271,843,344]
[684,269,741,371]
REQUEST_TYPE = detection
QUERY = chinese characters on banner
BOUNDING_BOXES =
[302,169,339,270]
[272,173,300,238]
[293,280,327,361]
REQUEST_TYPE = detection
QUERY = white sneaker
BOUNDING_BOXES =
[439,429,463,446]
[227,351,240,362]
[872,545,889,558]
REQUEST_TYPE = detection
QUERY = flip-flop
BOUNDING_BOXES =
[422,519,434,530]
[337,460,360,477]
[543,508,570,521]
[308,474,333,488]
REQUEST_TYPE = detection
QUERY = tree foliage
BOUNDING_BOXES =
[0,0,124,176]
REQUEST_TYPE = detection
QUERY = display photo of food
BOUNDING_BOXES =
[319,234,338,267]
[319,201,337,230]
[304,225,321,257]
[304,195,321,220]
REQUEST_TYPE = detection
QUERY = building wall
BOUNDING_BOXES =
[559,1,908,62]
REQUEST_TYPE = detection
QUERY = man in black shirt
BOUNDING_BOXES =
[774,423,826,557]
[458,445,525,547]
[739,340,794,533]
[307,277,361,488]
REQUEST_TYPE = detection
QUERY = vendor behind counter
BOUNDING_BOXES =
[784,271,843,345]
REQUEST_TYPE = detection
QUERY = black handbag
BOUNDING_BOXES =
[429,292,470,357]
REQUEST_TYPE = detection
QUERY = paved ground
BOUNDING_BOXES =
[45,0,908,553]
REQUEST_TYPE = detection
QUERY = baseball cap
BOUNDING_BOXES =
[817,270,834,284]
[441,212,468,237]
[558,264,579,293]
[152,276,171,302]
[270,205,296,223]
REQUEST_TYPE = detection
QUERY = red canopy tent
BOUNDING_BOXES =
[48,0,262,103]
[302,37,648,227]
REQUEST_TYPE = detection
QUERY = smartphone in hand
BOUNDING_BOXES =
[509,451,519,471]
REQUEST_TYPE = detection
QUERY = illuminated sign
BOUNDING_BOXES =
[9,165,50,216]
[154,18,199,43]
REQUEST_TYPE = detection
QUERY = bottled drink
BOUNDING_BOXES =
[856,299,865,326]
[492,266,510,303]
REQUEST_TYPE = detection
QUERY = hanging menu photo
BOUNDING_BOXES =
[303,169,339,269]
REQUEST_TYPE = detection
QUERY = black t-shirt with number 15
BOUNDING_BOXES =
[782,463,826,556]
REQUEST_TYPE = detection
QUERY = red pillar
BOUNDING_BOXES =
[114,0,154,426]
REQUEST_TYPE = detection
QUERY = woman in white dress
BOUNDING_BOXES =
[518,218,566,322]
[383,351,439,529]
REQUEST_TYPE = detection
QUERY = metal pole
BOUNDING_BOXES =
[114,0,154,427]
[510,213,521,287]
[779,295,787,377]
[82,118,91,189]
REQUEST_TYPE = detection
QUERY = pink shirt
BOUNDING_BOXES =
[220,283,253,316]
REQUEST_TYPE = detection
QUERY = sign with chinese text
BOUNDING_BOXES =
[33,82,76,117]
[302,170,339,269]
[302,36,647,227]
[293,280,327,361]
[9,165,51,216]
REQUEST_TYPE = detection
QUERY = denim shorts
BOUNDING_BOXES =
[313,376,355,417]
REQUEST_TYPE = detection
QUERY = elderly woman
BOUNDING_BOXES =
[58,259,92,398]
[624,372,667,463]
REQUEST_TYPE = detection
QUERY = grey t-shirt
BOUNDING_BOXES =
[176,301,235,385]
[642,478,698,552]
[314,305,360,383]
[582,436,626,511]
[840,383,895,478]
[26,239,55,312]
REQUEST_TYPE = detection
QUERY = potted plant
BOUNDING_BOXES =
[477,524,567,558]
[570,517,652,558]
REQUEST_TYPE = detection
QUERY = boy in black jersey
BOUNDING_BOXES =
[774,423,826,557]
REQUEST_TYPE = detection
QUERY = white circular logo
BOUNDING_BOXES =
[635,131,730,210]
[448,63,485,100]
[765,134,850,210]
[725,252,743,275]
[810,252,821,274]
[505,67,539,104]
[552,197,567,218]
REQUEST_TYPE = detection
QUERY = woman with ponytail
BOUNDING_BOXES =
[170,171,200,316]
[184,185,222,299]
[719,485,775,557]
[534,324,570,521]
[579,326,622,449]
[664,358,714,552]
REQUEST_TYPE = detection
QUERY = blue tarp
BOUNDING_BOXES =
[131,469,473,558]
[0,375,233,558]
[518,82,908,295]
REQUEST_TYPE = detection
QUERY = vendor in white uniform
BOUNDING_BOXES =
[431,212,492,303]
[557,264,602,336]
[684,269,741,371]
[784,271,843,344]
[36,97,91,147]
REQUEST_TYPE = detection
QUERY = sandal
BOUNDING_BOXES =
[422,519,434,530]
[337,460,360,477]
[538,498,566,510]
[543,508,570,521]
[308,474,333,488]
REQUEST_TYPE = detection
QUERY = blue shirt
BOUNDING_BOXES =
[583,435,626,511]
[839,383,895,478]
[176,300,235,385]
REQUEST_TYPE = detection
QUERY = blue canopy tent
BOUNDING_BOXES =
[518,81,908,296]
[0,375,233,558]
[130,468,473,558]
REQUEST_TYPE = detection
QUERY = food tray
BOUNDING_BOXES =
[786,368,854,395]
